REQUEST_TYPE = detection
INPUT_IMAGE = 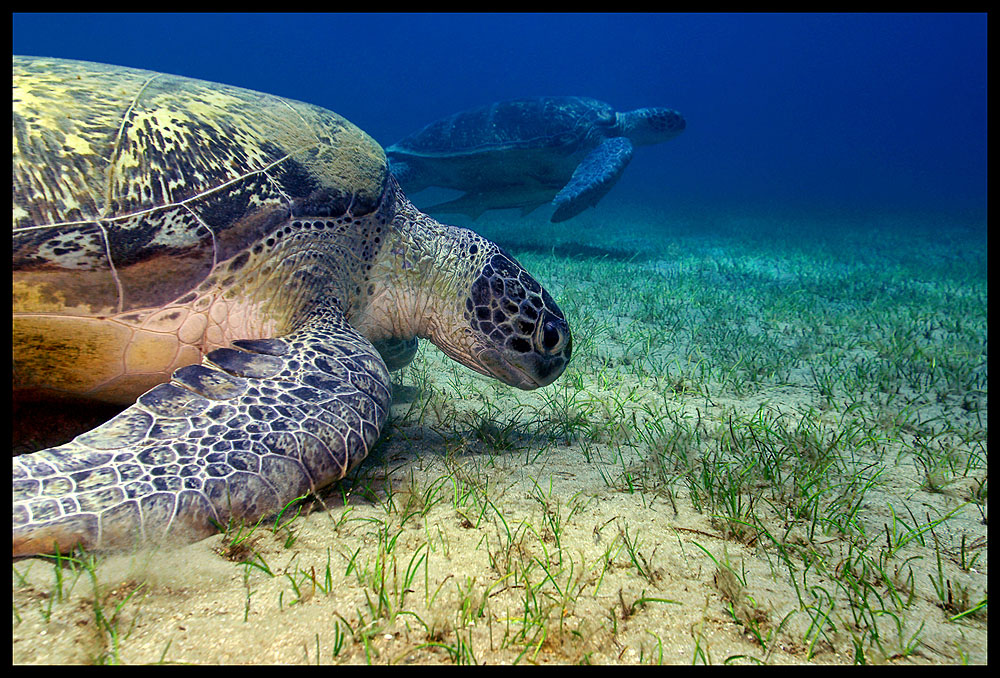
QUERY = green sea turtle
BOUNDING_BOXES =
[12,57,572,557]
[386,96,685,222]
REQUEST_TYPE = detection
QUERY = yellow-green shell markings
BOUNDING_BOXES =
[14,56,385,402]
[12,57,572,557]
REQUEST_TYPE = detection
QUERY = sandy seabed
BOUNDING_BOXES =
[13,203,987,664]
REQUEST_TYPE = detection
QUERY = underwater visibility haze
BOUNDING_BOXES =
[12,12,987,217]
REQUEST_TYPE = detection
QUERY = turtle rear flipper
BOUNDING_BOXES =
[423,192,490,220]
[12,309,391,557]
[388,157,423,192]
[551,137,634,223]
[425,189,552,221]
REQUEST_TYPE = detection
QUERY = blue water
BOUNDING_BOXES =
[13,13,986,218]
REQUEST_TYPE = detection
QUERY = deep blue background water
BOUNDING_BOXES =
[13,13,987,219]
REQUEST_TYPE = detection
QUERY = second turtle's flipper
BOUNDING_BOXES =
[551,137,634,222]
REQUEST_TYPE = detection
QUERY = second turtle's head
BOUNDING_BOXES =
[619,107,686,146]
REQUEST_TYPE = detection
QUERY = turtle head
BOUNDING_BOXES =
[366,190,571,390]
[460,247,572,389]
[618,107,686,146]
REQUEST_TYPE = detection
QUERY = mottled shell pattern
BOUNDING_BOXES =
[13,56,387,401]
[13,55,386,310]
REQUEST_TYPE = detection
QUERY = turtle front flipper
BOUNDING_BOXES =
[551,137,634,223]
[12,309,391,557]
[372,337,419,372]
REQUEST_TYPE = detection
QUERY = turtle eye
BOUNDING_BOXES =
[539,319,567,354]
[542,322,561,351]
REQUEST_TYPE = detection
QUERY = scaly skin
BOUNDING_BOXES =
[12,57,571,557]
[13,308,390,555]
[13,187,571,556]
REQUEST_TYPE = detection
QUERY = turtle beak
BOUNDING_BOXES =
[526,312,572,387]
[470,343,568,391]
[470,311,571,390]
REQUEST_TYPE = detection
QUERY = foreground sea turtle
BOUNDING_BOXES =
[386,96,685,222]
[12,57,572,557]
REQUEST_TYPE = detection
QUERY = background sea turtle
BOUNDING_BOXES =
[386,96,685,223]
[12,57,572,557]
